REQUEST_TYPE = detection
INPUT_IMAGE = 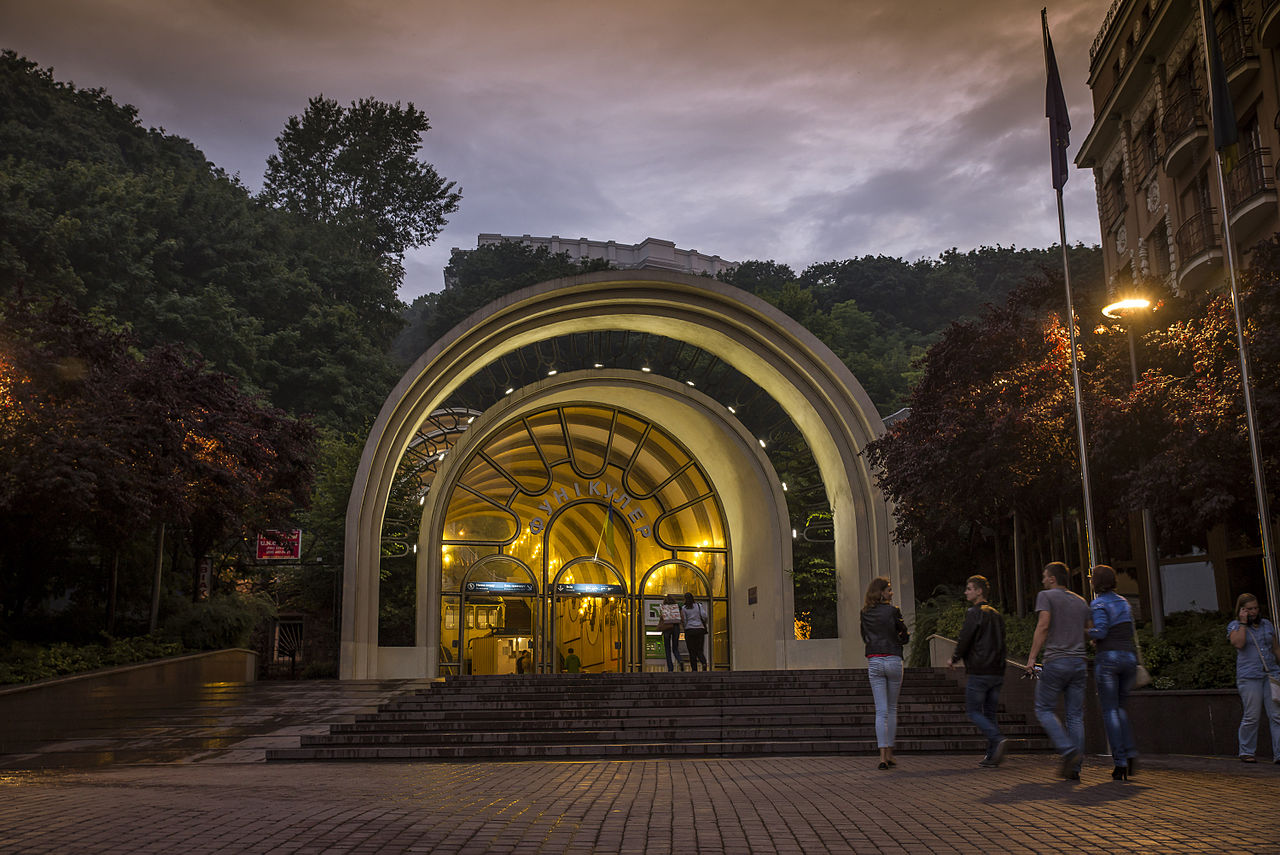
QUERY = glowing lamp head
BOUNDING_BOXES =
[1101,297,1151,319]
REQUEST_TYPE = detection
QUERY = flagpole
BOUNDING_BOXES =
[1043,8,1100,570]
[1199,1,1280,615]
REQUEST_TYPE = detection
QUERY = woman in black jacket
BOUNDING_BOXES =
[860,576,910,769]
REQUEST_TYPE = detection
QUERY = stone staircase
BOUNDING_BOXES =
[267,668,1052,761]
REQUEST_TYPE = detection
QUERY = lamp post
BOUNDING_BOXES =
[1102,297,1165,635]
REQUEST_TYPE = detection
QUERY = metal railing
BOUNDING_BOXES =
[1175,208,1220,260]
[1161,88,1206,147]
[1225,147,1275,210]
[1218,17,1255,69]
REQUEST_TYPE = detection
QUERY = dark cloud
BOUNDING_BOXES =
[6,0,1112,297]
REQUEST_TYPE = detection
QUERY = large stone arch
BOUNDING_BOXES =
[341,270,910,678]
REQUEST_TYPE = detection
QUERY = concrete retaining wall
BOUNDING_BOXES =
[929,634,1267,758]
[0,648,258,753]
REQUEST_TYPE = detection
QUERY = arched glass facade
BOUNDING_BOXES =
[437,403,729,674]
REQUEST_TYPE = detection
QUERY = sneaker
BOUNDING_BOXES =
[991,738,1009,766]
[978,756,998,768]
[1059,749,1081,779]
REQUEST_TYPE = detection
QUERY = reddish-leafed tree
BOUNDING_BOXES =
[0,297,314,626]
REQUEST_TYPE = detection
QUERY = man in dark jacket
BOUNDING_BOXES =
[949,575,1008,766]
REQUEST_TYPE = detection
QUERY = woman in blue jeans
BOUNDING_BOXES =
[860,576,910,770]
[1228,593,1280,763]
[1086,565,1139,780]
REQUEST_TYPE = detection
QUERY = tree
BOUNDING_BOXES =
[394,240,611,365]
[262,95,461,271]
[0,54,404,433]
[0,296,314,627]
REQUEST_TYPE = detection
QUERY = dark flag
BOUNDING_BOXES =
[1199,0,1239,173]
[1042,9,1071,191]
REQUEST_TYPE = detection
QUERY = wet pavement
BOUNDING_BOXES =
[1,681,1278,853]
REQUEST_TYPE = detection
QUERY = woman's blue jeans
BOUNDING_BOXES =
[1094,649,1138,764]
[867,655,903,748]
[662,627,681,672]
[1237,675,1280,758]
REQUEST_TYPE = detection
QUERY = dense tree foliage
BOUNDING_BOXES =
[0,51,408,432]
[393,240,611,365]
[866,238,1280,603]
[0,54,463,659]
[719,245,1103,414]
[0,297,313,631]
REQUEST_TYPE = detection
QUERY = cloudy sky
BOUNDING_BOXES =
[7,0,1111,300]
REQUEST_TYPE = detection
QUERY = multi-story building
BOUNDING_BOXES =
[1077,0,1280,296]
[1077,0,1280,619]
[447,234,737,288]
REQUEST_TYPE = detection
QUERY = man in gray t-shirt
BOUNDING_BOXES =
[1024,561,1090,779]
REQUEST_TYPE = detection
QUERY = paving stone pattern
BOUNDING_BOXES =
[1,754,1277,854]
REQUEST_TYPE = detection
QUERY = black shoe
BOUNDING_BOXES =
[877,761,889,770]
[978,756,997,768]
[886,759,896,768]
[1126,757,1137,777]
[991,738,1009,766]
[1111,765,1127,781]
[1241,755,1257,763]
[1059,749,1081,779]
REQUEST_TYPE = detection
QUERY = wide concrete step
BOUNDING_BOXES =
[270,735,1053,761]
[303,723,1049,747]
[332,711,1032,731]
[267,668,1051,762]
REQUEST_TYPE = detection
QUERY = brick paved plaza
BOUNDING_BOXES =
[2,754,1277,854]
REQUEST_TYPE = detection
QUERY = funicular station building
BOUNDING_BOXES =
[340,266,910,678]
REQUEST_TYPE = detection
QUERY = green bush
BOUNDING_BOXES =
[1139,610,1235,690]
[0,636,185,685]
[917,595,1237,690]
[161,592,276,650]
[910,589,1036,666]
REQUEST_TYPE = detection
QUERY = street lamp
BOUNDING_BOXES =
[1101,296,1165,635]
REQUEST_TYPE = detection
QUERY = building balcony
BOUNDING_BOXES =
[1262,1,1280,47]
[1162,89,1208,175]
[1175,209,1223,292]
[1220,18,1260,94]
[1226,147,1278,235]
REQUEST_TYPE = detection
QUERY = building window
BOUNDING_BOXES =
[1105,166,1127,229]
[1134,114,1160,177]
[1147,222,1171,279]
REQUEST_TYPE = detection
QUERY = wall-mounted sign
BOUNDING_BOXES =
[465,581,536,594]
[555,583,624,596]
[256,530,302,560]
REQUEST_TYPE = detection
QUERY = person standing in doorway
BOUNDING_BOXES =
[681,592,709,671]
[659,594,683,672]
[948,574,1008,767]
[563,647,581,673]
[1024,561,1091,780]
[1228,593,1280,763]
[861,576,909,770]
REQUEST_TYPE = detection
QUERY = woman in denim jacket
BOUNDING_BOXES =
[1227,593,1280,763]
[1087,565,1139,780]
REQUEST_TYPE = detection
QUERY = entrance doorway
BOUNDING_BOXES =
[550,558,628,673]
[435,403,730,675]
